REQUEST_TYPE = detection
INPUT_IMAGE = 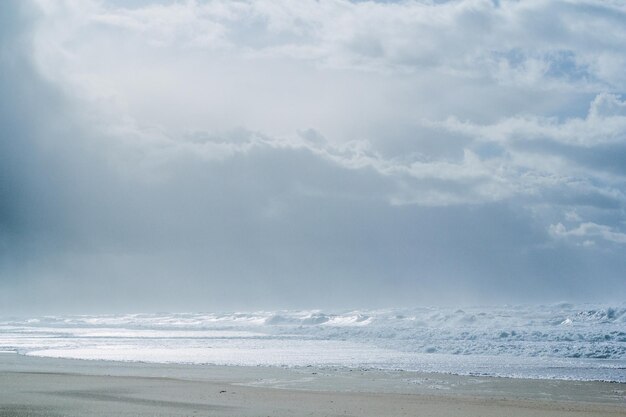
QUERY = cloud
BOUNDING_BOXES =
[1,0,626,313]
[56,0,626,88]
[428,93,626,212]
[549,222,626,245]
[25,1,626,207]
[439,92,626,147]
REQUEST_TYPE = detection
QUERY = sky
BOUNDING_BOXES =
[1,0,626,314]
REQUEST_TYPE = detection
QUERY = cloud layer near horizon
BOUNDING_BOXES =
[1,0,625,313]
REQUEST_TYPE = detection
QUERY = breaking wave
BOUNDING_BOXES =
[1,303,624,382]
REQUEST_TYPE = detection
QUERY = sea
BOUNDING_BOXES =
[1,303,624,382]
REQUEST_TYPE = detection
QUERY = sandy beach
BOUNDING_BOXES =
[1,353,624,417]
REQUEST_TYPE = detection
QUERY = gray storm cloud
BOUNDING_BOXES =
[1,0,626,314]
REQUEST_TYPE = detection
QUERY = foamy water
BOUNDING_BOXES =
[1,303,624,382]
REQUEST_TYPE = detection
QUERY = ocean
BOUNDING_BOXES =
[1,303,624,382]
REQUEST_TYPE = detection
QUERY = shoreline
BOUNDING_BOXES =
[5,350,626,385]
[1,352,625,417]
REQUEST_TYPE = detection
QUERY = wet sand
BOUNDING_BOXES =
[1,353,624,417]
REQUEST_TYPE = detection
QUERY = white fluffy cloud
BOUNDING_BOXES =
[550,222,626,245]
[438,93,626,147]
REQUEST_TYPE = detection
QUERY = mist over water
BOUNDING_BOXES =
[2,303,625,382]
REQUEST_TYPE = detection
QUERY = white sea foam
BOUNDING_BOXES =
[1,304,624,382]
